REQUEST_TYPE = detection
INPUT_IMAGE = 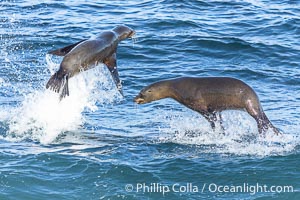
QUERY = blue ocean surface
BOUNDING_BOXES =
[0,0,299,199]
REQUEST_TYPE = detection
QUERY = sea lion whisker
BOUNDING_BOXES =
[131,35,138,47]
[131,37,135,48]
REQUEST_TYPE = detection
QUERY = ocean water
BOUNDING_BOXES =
[0,0,299,199]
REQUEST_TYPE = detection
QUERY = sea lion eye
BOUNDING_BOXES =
[147,90,152,93]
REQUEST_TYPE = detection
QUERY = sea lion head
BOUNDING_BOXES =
[113,25,135,40]
[134,81,170,104]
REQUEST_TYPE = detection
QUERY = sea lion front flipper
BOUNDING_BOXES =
[48,39,87,56]
[104,53,123,96]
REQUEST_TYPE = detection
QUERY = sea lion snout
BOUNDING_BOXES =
[130,30,136,38]
[134,93,145,104]
[127,29,136,38]
[113,25,136,40]
[123,29,136,39]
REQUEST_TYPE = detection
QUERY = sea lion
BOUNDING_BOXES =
[134,77,280,135]
[46,25,135,100]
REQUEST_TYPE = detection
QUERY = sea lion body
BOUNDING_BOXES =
[134,77,280,135]
[58,32,117,76]
[46,25,135,99]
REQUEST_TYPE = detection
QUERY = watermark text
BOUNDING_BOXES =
[125,182,294,195]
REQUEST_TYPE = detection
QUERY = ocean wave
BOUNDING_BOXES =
[0,55,122,144]
[157,110,299,157]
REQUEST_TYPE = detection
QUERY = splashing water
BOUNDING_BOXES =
[3,55,122,144]
[158,110,299,157]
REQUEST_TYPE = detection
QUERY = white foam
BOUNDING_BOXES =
[4,55,122,144]
[158,110,299,157]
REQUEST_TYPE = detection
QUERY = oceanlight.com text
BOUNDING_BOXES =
[125,182,294,195]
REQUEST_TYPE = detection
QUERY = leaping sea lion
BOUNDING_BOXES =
[46,25,135,100]
[134,77,280,135]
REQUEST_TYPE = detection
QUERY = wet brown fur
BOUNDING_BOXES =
[46,25,135,100]
[134,77,280,135]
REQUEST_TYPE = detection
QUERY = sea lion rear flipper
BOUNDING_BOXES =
[48,39,87,56]
[104,53,123,96]
[255,111,281,135]
[59,76,69,100]
[46,72,70,100]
